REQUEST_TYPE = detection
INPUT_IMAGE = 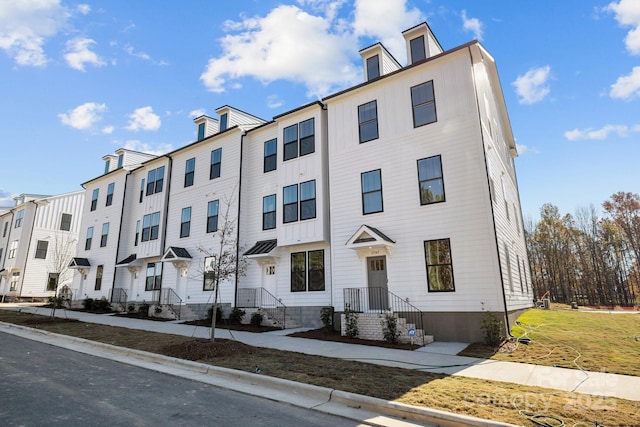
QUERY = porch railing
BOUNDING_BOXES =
[152,288,183,320]
[110,288,128,310]
[236,288,286,328]
[343,287,425,343]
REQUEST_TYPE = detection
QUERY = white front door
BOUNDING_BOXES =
[262,263,276,296]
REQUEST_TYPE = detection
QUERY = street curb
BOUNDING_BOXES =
[0,321,517,427]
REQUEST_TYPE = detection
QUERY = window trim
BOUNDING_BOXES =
[358,100,379,143]
[180,207,191,238]
[424,238,455,292]
[207,200,219,233]
[47,273,59,292]
[35,240,48,259]
[411,80,437,128]
[283,124,298,161]
[106,182,115,206]
[361,169,383,215]
[409,35,426,63]
[100,222,109,247]
[145,262,162,291]
[184,158,195,187]
[263,138,277,173]
[95,265,103,291]
[60,213,72,231]
[366,55,380,80]
[283,184,298,224]
[300,180,316,221]
[417,155,446,205]
[14,209,25,228]
[290,250,325,292]
[262,194,276,230]
[210,148,222,180]
[85,227,93,250]
[90,189,98,211]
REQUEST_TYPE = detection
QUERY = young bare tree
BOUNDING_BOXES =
[46,232,78,317]
[196,195,246,342]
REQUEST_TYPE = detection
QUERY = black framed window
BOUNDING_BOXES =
[219,113,228,131]
[139,178,145,203]
[14,209,24,227]
[85,227,93,250]
[180,207,191,238]
[117,154,124,168]
[291,250,325,292]
[263,195,276,230]
[300,180,316,220]
[424,238,454,292]
[90,189,98,211]
[283,184,298,223]
[60,213,72,231]
[361,170,383,214]
[207,200,219,233]
[106,182,114,206]
[358,101,378,143]
[155,166,165,193]
[145,262,162,291]
[46,273,59,292]
[185,158,195,187]
[141,212,160,242]
[264,138,277,172]
[411,81,437,127]
[210,148,222,179]
[417,155,445,205]
[409,35,426,63]
[283,124,298,161]
[135,220,140,246]
[8,241,17,259]
[197,123,205,141]
[146,166,165,195]
[100,222,109,247]
[35,240,48,259]
[366,55,380,80]
[95,265,103,290]
[299,118,315,156]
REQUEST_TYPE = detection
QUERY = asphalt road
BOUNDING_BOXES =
[0,332,367,427]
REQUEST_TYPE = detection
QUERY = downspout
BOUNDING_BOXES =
[468,46,511,336]
[234,130,246,308]
[161,156,173,256]
[111,170,131,300]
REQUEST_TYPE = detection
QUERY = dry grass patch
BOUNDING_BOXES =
[1,310,639,426]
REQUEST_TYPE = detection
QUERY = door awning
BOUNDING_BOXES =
[243,239,278,259]
[345,225,395,250]
[69,257,91,268]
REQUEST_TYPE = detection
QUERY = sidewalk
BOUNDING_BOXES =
[6,305,640,402]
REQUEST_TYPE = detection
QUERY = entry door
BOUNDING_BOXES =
[367,256,388,310]
[262,263,277,297]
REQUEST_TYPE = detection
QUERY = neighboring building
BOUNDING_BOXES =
[0,192,84,302]
[67,22,533,342]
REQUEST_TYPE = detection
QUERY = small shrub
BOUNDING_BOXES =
[381,311,400,344]
[250,312,263,327]
[83,298,95,311]
[229,307,246,324]
[481,309,504,347]
[127,304,135,313]
[95,297,112,313]
[207,306,224,323]
[344,304,359,338]
[48,296,64,309]
[320,306,334,331]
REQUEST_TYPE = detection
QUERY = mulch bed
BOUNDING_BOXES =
[181,319,283,332]
[288,328,421,350]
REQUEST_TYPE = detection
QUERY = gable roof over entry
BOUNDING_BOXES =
[345,225,395,250]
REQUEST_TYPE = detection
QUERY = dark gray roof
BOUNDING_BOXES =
[69,257,91,267]
[364,225,395,244]
[243,239,277,256]
[164,247,192,259]
[116,254,137,265]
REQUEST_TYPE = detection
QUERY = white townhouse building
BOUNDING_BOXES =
[68,22,532,342]
[0,192,84,302]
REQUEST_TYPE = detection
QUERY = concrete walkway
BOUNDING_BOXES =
[5,305,640,402]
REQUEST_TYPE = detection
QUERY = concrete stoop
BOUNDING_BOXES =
[240,307,301,329]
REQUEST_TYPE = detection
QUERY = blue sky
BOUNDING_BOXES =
[1,0,638,221]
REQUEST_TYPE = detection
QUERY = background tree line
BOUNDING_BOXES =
[525,191,640,307]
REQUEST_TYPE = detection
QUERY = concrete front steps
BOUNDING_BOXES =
[241,307,301,329]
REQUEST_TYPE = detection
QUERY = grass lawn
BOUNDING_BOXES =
[461,307,640,377]
[1,309,639,426]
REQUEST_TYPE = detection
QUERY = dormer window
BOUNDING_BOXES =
[219,113,228,131]
[366,55,380,81]
[104,159,110,174]
[197,123,205,141]
[117,154,124,168]
[409,35,426,64]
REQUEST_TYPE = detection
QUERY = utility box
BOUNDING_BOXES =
[543,298,551,310]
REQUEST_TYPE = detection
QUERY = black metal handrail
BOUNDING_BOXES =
[110,288,128,310]
[343,287,425,344]
[152,288,182,319]
[237,288,286,328]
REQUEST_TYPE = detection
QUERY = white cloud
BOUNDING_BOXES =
[120,140,173,156]
[512,65,551,105]
[607,0,640,54]
[102,126,114,134]
[267,95,284,109]
[0,0,70,66]
[353,0,424,63]
[64,37,105,71]
[124,44,150,61]
[189,109,206,118]
[201,4,360,98]
[58,102,107,130]
[461,10,483,41]
[126,106,161,131]
[563,124,637,141]
[610,65,640,100]
[76,4,90,15]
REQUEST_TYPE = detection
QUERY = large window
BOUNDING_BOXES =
[358,101,379,143]
[15,209,24,227]
[366,55,380,80]
[207,200,219,233]
[411,81,437,127]
[47,273,59,292]
[283,118,315,161]
[60,213,72,231]
[184,158,195,187]
[203,256,215,291]
[100,222,109,247]
[35,240,48,259]
[106,182,115,206]
[424,238,454,292]
[263,195,276,230]
[291,250,325,292]
[142,212,160,242]
[95,265,103,290]
[417,155,445,205]
[8,241,17,259]
[409,35,426,63]
[283,185,298,223]
[210,148,222,179]
[145,262,162,291]
[180,207,191,238]
[361,170,383,214]
[146,166,165,196]
[85,227,93,250]
[90,189,99,211]
[300,180,316,220]
[264,139,277,172]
